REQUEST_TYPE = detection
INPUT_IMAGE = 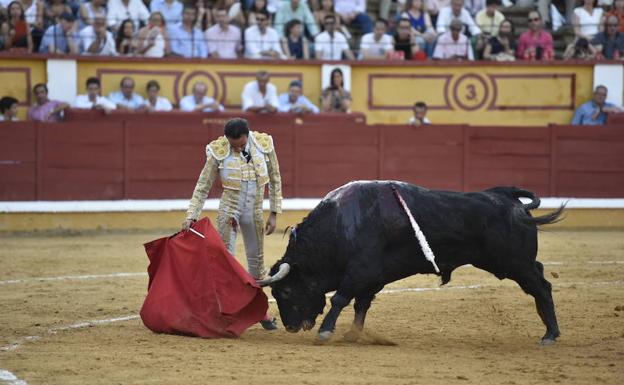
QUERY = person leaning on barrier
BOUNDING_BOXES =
[278,80,319,114]
[0,96,19,122]
[179,81,224,112]
[241,71,279,113]
[408,101,431,126]
[73,77,116,113]
[182,117,282,330]
[108,76,146,111]
[28,83,69,122]
[142,80,173,112]
[571,85,623,125]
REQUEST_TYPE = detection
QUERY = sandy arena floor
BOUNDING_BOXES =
[0,227,623,385]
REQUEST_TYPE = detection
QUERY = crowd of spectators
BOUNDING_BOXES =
[1,0,623,61]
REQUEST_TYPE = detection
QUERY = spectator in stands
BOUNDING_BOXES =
[433,18,474,60]
[314,14,354,60]
[464,0,485,17]
[563,36,597,59]
[608,0,624,33]
[0,1,33,52]
[20,0,44,31]
[27,83,69,122]
[475,0,504,37]
[244,9,286,59]
[315,0,349,39]
[394,17,422,60]
[573,0,604,40]
[334,0,372,34]
[79,15,116,55]
[169,6,207,58]
[44,0,72,29]
[516,10,554,60]
[435,0,481,37]
[321,67,351,113]
[143,80,173,112]
[278,79,319,113]
[591,15,624,59]
[359,18,394,59]
[241,70,279,113]
[205,6,242,58]
[211,0,245,28]
[150,0,183,25]
[137,11,171,57]
[400,0,436,53]
[78,0,107,28]
[115,19,138,55]
[247,0,268,26]
[482,19,516,61]
[427,0,451,27]
[572,85,622,125]
[281,18,310,59]
[107,0,149,31]
[180,81,225,112]
[0,96,19,121]
[274,0,318,38]
[108,77,146,110]
[38,11,78,53]
[73,77,116,112]
[408,101,431,125]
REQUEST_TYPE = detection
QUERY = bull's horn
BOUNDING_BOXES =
[256,263,291,287]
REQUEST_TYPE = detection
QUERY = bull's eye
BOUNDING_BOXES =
[281,287,292,299]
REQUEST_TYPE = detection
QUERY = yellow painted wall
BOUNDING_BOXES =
[0,58,47,120]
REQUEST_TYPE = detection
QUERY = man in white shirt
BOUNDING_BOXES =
[73,77,116,112]
[143,80,173,111]
[278,80,319,113]
[436,0,481,36]
[475,0,504,36]
[359,19,394,59]
[407,101,432,125]
[334,0,373,34]
[179,82,224,112]
[107,0,150,31]
[244,9,286,59]
[108,77,146,110]
[433,18,474,60]
[241,71,279,113]
[80,16,117,56]
[314,14,355,60]
[205,7,242,58]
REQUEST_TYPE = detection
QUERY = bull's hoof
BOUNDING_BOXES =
[314,331,333,344]
[343,329,361,343]
[539,338,556,346]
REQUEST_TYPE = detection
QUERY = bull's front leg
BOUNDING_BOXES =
[317,292,351,342]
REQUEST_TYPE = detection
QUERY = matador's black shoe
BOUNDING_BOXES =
[260,318,278,330]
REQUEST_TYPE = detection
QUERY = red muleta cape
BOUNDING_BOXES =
[140,217,269,338]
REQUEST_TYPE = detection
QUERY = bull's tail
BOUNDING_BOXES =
[507,188,566,227]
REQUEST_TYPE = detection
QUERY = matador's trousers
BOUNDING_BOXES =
[216,180,266,280]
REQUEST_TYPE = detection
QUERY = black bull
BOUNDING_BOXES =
[259,181,565,345]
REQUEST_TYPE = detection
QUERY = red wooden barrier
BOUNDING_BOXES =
[0,122,37,200]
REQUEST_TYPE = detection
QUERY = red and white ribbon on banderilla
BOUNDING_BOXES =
[392,186,440,273]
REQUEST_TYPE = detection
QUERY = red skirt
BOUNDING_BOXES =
[140,218,268,338]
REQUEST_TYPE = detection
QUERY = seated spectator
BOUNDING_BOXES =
[21,0,44,31]
[78,0,107,27]
[108,77,145,110]
[315,0,350,38]
[464,0,485,17]
[321,67,351,113]
[205,7,242,58]
[244,9,286,59]
[314,14,354,60]
[1,1,33,52]
[137,11,171,57]
[591,15,624,59]
[278,80,319,113]
[0,96,19,121]
[149,0,183,25]
[573,0,603,40]
[241,70,279,113]
[483,19,516,61]
[427,0,451,26]
[107,0,149,32]
[247,0,268,26]
[563,37,597,59]
[44,0,72,28]
[73,77,116,112]
[143,80,173,112]
[475,0,504,37]
[334,0,372,34]
[608,0,624,33]
[572,85,622,125]
[180,81,225,112]
[516,10,553,60]
[39,12,78,53]
[408,101,431,125]
[27,83,69,122]
[115,19,138,55]
[274,0,318,38]
[281,19,310,59]
[359,18,394,59]
[433,18,474,60]
[211,0,245,28]
[436,0,481,37]
[394,17,422,60]
[400,0,436,52]
[168,6,207,58]
[80,16,117,55]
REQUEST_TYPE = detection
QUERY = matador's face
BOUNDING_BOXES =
[226,135,248,152]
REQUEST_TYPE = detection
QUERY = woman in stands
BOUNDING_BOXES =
[400,0,435,53]
[483,19,517,61]
[116,19,137,55]
[78,0,107,28]
[321,67,351,113]
[0,1,33,52]
[281,18,309,59]
[137,11,171,57]
[247,0,268,26]
[573,0,604,39]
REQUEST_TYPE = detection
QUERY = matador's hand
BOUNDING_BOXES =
[265,212,277,235]
[181,218,195,231]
